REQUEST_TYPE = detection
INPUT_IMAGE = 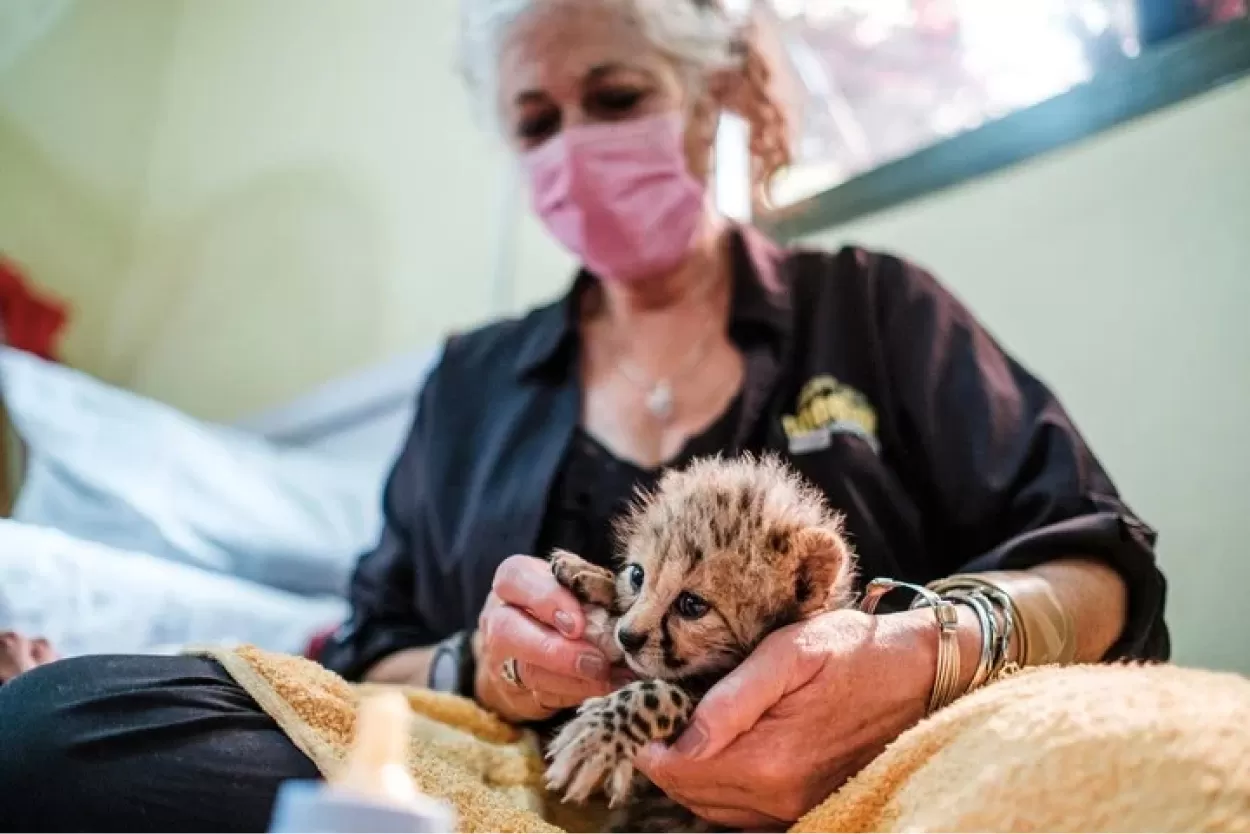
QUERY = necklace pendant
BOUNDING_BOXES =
[646,381,675,422]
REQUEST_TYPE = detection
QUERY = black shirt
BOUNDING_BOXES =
[319,226,1168,680]
[535,400,743,572]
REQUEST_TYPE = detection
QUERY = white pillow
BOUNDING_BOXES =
[0,518,347,657]
[0,347,386,597]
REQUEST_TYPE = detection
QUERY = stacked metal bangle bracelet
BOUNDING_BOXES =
[860,575,1021,716]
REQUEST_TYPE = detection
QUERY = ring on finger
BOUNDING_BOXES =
[500,657,525,690]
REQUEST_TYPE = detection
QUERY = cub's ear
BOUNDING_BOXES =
[791,524,853,616]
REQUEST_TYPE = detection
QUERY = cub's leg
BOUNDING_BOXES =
[550,549,622,663]
[545,680,694,807]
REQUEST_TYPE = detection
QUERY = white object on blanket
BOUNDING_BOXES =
[0,518,347,657]
[0,347,389,597]
[270,693,456,833]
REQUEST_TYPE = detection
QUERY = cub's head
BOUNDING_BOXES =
[611,454,856,682]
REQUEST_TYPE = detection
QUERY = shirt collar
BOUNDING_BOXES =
[513,224,792,381]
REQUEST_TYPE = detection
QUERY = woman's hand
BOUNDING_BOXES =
[636,608,948,829]
[475,555,616,723]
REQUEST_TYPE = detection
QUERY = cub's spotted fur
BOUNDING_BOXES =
[545,454,857,832]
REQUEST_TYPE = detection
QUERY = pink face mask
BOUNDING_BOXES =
[520,111,707,283]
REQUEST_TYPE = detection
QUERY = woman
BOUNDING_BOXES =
[0,0,1167,830]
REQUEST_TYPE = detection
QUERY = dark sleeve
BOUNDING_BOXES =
[317,357,447,681]
[873,254,1168,661]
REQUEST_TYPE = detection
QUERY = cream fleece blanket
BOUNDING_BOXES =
[190,645,1250,833]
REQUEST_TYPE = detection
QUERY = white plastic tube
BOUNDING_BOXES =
[268,693,456,833]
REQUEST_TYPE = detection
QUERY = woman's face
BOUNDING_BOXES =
[496,1,717,184]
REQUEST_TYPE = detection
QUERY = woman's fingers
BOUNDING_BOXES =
[491,554,585,639]
[476,553,615,722]
[480,601,610,684]
[506,663,611,707]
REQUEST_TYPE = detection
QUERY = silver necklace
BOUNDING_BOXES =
[609,277,723,423]
[614,326,718,422]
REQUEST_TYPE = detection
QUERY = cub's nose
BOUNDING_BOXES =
[617,628,647,653]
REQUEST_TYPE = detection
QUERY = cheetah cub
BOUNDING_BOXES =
[546,454,857,832]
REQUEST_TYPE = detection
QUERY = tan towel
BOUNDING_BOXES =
[193,646,1250,833]
[795,663,1250,833]
[190,644,573,833]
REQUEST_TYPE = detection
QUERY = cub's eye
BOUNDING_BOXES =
[675,592,709,620]
[627,564,644,592]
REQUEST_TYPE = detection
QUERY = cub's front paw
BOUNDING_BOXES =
[550,549,617,608]
[544,681,693,808]
[548,549,622,663]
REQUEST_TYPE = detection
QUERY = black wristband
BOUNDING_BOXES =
[427,630,476,697]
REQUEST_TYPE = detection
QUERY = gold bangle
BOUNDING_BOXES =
[860,578,962,715]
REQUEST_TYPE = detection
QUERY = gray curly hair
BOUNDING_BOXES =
[457,0,791,203]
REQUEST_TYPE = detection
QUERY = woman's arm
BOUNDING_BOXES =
[873,253,1167,662]
[365,632,489,693]
[318,372,448,684]
[1022,557,1127,662]
[931,557,1128,694]
[635,558,1131,828]
[363,646,436,685]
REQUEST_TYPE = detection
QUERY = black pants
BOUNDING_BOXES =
[0,654,319,832]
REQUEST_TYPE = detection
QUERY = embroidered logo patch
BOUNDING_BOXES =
[781,375,880,454]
